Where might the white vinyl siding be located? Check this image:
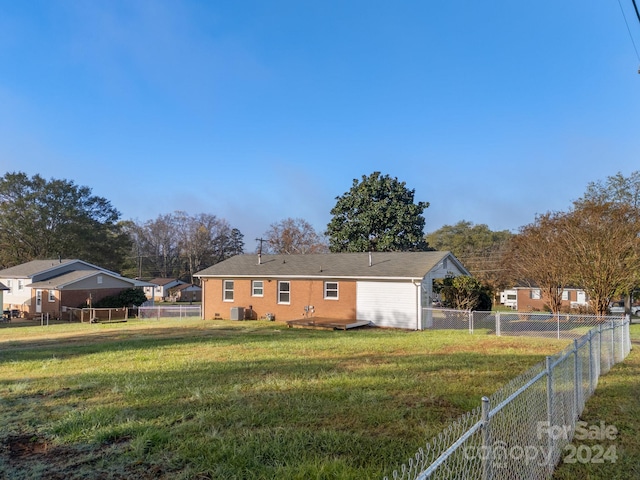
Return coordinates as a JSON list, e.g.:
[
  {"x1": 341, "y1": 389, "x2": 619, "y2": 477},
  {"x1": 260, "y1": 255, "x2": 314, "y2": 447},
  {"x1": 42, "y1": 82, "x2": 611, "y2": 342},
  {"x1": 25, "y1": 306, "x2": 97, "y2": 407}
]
[{"x1": 356, "y1": 281, "x2": 418, "y2": 329}]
